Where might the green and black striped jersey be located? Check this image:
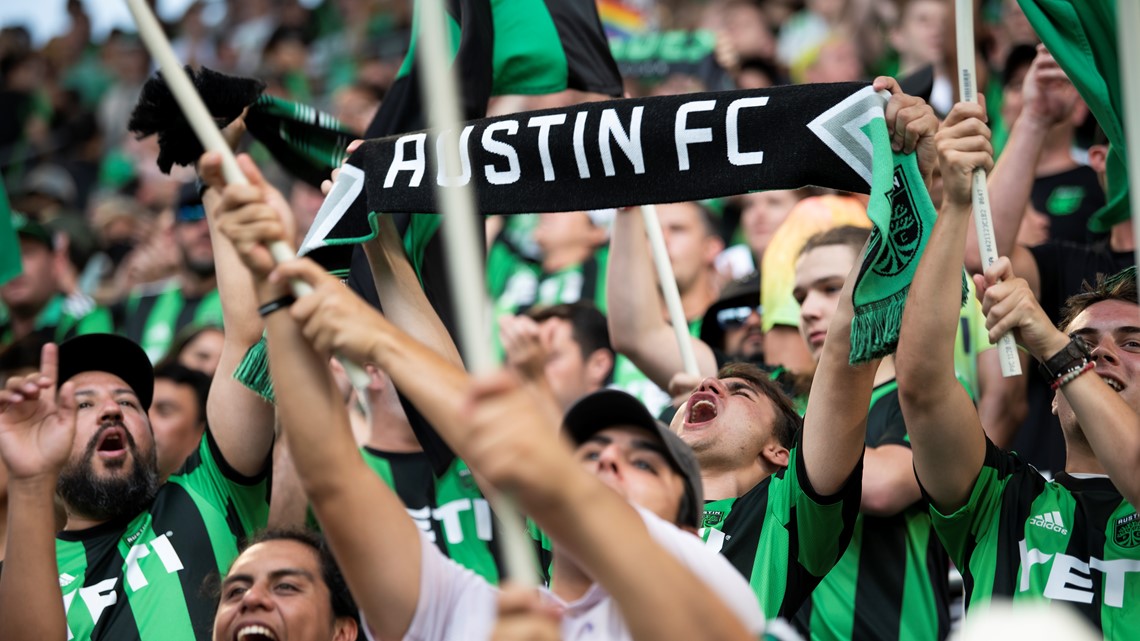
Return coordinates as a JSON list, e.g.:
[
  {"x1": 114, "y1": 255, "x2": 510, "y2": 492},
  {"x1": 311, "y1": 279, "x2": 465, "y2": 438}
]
[
  {"x1": 794, "y1": 381, "x2": 950, "y2": 641},
  {"x1": 699, "y1": 434, "x2": 862, "y2": 621},
  {"x1": 41, "y1": 431, "x2": 268, "y2": 641},
  {"x1": 116, "y1": 285, "x2": 223, "y2": 363},
  {"x1": 359, "y1": 447, "x2": 503, "y2": 584},
  {"x1": 931, "y1": 439, "x2": 1140, "y2": 639}
]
